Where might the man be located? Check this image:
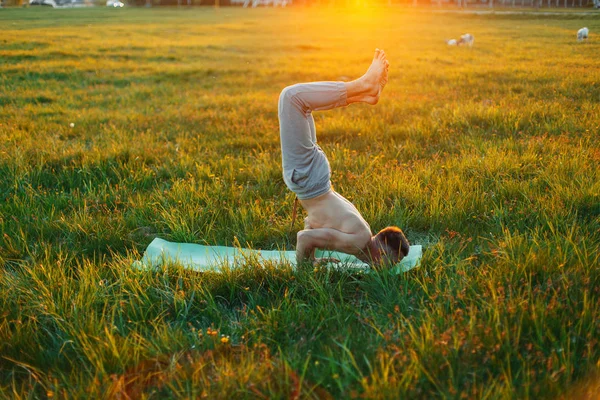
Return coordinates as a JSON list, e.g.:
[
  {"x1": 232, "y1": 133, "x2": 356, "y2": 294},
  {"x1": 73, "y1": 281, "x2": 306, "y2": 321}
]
[{"x1": 278, "y1": 49, "x2": 410, "y2": 267}]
